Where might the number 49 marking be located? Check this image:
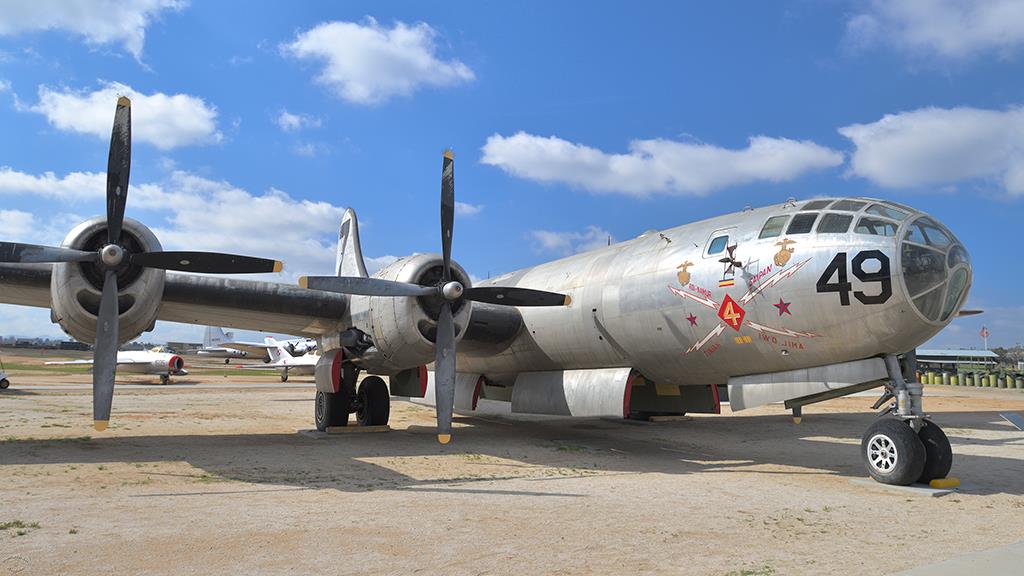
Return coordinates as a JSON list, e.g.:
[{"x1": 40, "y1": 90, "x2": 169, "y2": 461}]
[{"x1": 816, "y1": 250, "x2": 892, "y2": 306}]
